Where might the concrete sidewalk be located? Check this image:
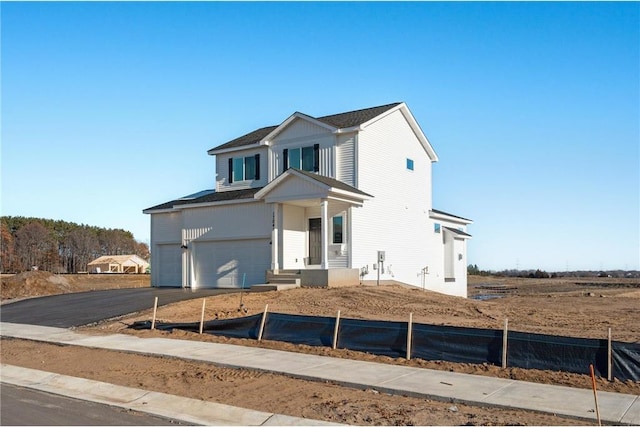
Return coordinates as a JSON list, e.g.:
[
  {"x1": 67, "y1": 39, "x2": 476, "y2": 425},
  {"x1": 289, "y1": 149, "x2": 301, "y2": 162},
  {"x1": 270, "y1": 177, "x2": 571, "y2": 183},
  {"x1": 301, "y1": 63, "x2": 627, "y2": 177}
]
[
  {"x1": 1, "y1": 322, "x2": 639, "y2": 425},
  {"x1": 0, "y1": 364, "x2": 339, "y2": 426}
]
